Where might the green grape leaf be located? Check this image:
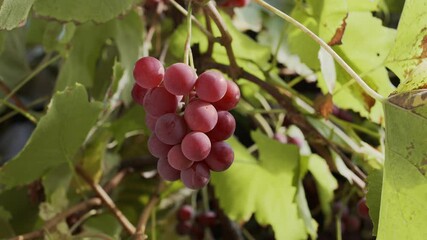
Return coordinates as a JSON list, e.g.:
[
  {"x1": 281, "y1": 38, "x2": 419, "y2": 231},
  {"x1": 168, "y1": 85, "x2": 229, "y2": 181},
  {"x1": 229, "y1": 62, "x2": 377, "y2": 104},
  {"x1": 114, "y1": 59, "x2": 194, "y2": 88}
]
[
  {"x1": 56, "y1": 11, "x2": 142, "y2": 92},
  {"x1": 0, "y1": 29, "x2": 30, "y2": 94},
  {"x1": 0, "y1": 206, "x2": 13, "y2": 238},
  {"x1": 308, "y1": 154, "x2": 338, "y2": 219},
  {"x1": 288, "y1": 1, "x2": 396, "y2": 122},
  {"x1": 109, "y1": 105, "x2": 147, "y2": 147},
  {"x1": 0, "y1": 0, "x2": 35, "y2": 30},
  {"x1": 211, "y1": 132, "x2": 307, "y2": 240},
  {"x1": 0, "y1": 188, "x2": 39, "y2": 234},
  {"x1": 386, "y1": 0, "x2": 427, "y2": 93},
  {"x1": 376, "y1": 97, "x2": 427, "y2": 239},
  {"x1": 0, "y1": 84, "x2": 102, "y2": 188},
  {"x1": 33, "y1": 0, "x2": 141, "y2": 24},
  {"x1": 366, "y1": 169, "x2": 383, "y2": 236}
]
